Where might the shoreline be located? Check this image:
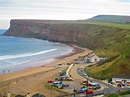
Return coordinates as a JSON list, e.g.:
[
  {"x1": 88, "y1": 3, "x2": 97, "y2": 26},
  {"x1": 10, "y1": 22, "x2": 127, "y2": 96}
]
[
  {"x1": 0, "y1": 44, "x2": 83, "y2": 74},
  {"x1": 0, "y1": 39, "x2": 73, "y2": 74},
  {"x1": 0, "y1": 44, "x2": 92, "y2": 96}
]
